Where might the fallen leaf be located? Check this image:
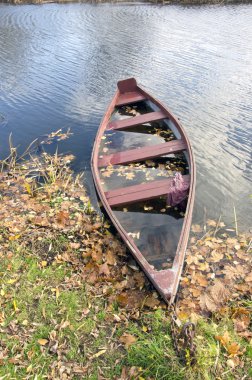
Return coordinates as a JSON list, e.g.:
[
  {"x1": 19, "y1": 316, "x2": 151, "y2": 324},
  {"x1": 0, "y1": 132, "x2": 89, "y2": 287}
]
[
  {"x1": 200, "y1": 281, "x2": 230, "y2": 312},
  {"x1": 191, "y1": 224, "x2": 202, "y2": 233},
  {"x1": 92, "y1": 349, "x2": 107, "y2": 358},
  {"x1": 92, "y1": 249, "x2": 103, "y2": 263},
  {"x1": 226, "y1": 359, "x2": 235, "y2": 368},
  {"x1": 227, "y1": 342, "x2": 241, "y2": 356},
  {"x1": 207, "y1": 219, "x2": 217, "y2": 227},
  {"x1": 125, "y1": 172, "x2": 135, "y2": 180},
  {"x1": 38, "y1": 338, "x2": 48, "y2": 346},
  {"x1": 215, "y1": 331, "x2": 230, "y2": 347},
  {"x1": 116, "y1": 291, "x2": 143, "y2": 309},
  {"x1": 209, "y1": 250, "x2": 224, "y2": 262},
  {"x1": 99, "y1": 263, "x2": 110, "y2": 276},
  {"x1": 56, "y1": 211, "x2": 69, "y2": 226},
  {"x1": 106, "y1": 250, "x2": 116, "y2": 266},
  {"x1": 144, "y1": 295, "x2": 160, "y2": 308},
  {"x1": 193, "y1": 273, "x2": 208, "y2": 287},
  {"x1": 13, "y1": 300, "x2": 18, "y2": 312},
  {"x1": 119, "y1": 333, "x2": 137, "y2": 348},
  {"x1": 59, "y1": 320, "x2": 70, "y2": 330}
]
